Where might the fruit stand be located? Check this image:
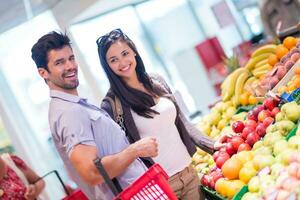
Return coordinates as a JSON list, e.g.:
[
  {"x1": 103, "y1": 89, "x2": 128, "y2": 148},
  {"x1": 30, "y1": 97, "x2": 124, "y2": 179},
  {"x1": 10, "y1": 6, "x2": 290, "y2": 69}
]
[{"x1": 193, "y1": 36, "x2": 300, "y2": 200}]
